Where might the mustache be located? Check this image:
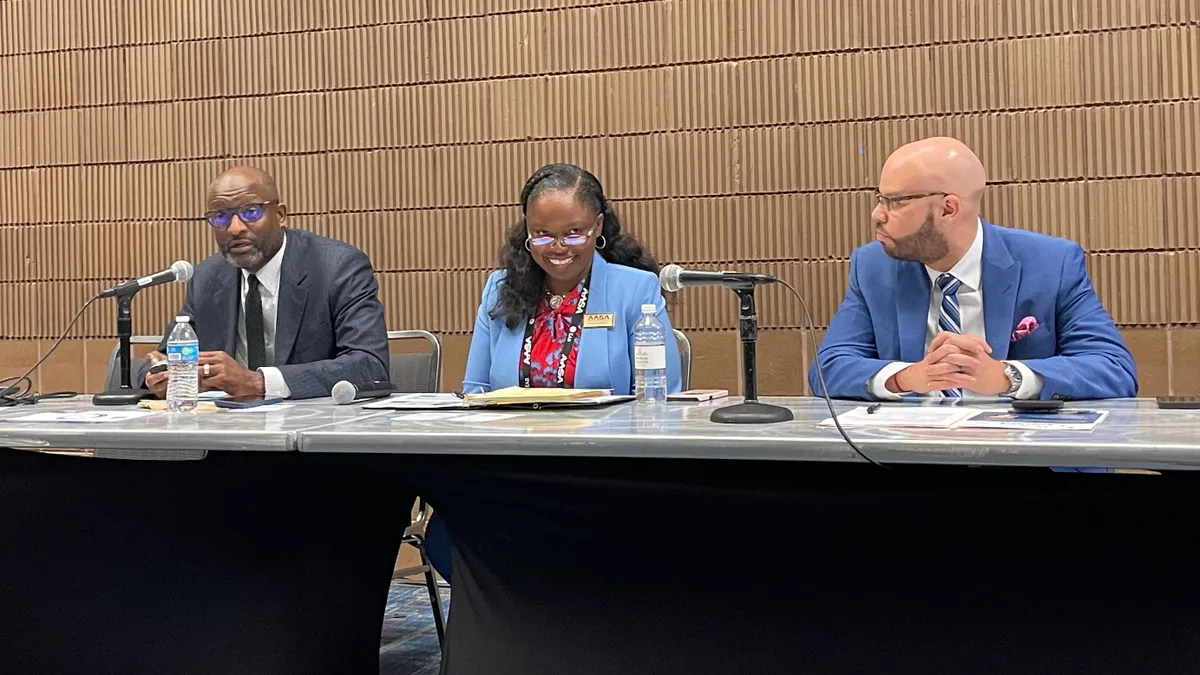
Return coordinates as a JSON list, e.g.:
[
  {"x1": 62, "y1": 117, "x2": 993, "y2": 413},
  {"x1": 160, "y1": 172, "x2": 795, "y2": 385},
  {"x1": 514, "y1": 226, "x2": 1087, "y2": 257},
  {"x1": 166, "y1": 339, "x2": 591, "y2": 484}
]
[{"x1": 223, "y1": 237, "x2": 256, "y2": 250}]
